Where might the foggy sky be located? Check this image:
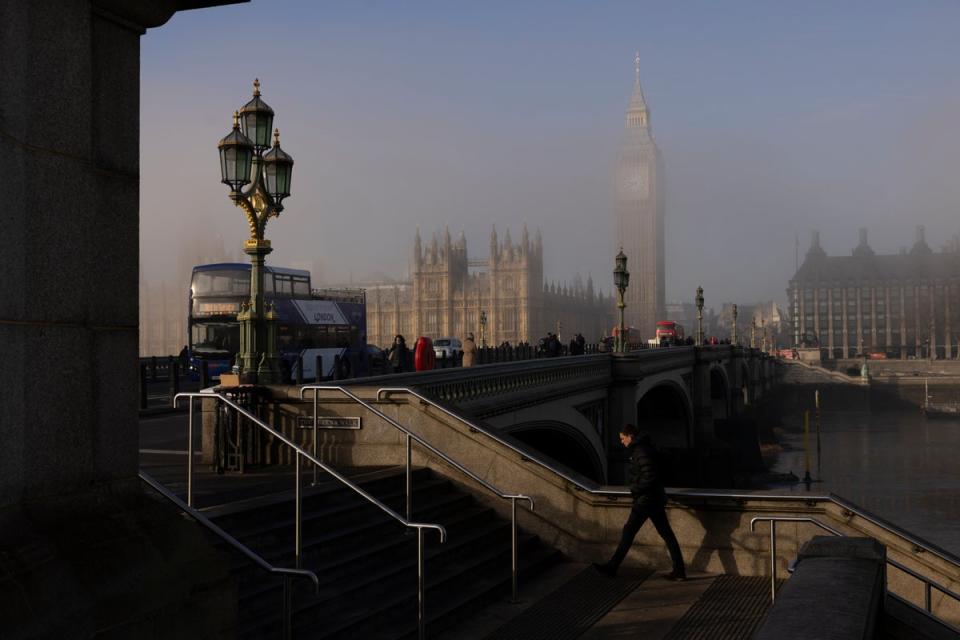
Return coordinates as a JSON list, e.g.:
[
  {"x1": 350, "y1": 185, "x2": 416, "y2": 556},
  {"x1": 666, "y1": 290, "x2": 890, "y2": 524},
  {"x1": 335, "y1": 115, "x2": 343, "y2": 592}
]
[{"x1": 140, "y1": 1, "x2": 960, "y2": 308}]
